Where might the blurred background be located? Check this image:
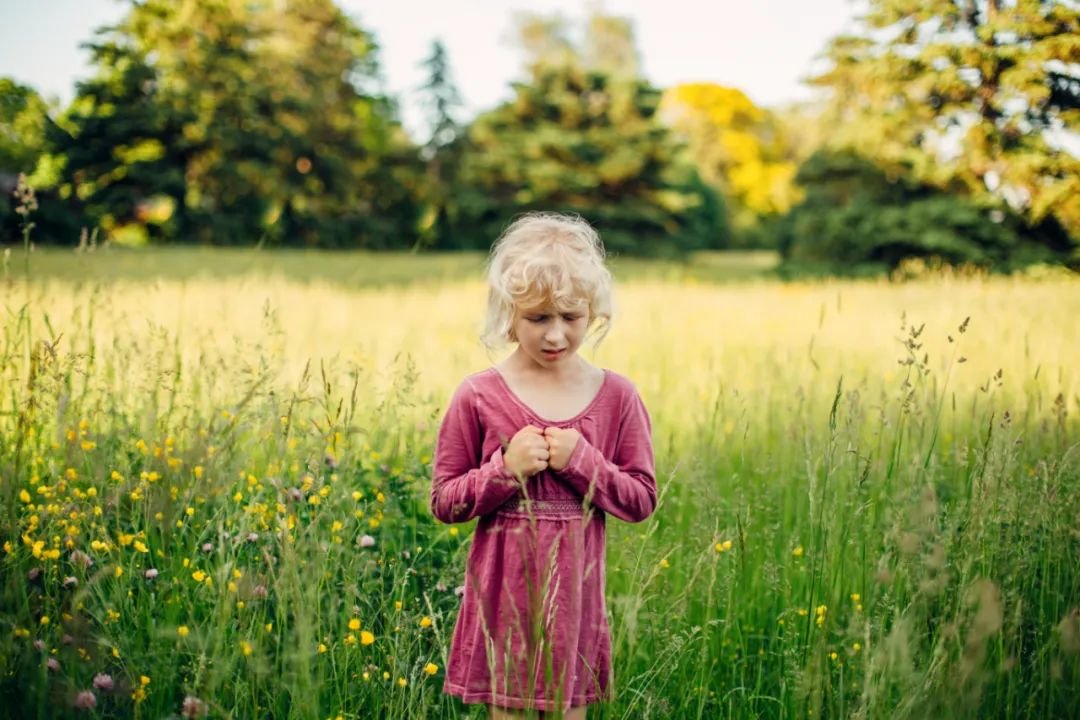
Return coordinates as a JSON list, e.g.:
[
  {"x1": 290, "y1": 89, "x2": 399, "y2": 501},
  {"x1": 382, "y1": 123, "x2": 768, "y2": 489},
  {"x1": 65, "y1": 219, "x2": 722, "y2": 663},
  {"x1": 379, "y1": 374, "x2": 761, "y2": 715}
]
[{"x1": 1, "y1": 0, "x2": 1077, "y2": 274}]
